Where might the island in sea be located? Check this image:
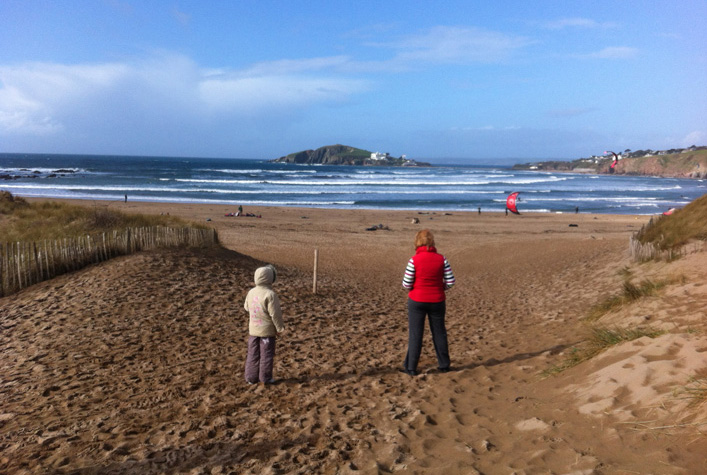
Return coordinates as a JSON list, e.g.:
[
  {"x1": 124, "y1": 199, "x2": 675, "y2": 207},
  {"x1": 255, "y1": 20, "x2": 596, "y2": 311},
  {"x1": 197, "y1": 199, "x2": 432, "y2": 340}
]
[
  {"x1": 272, "y1": 144, "x2": 430, "y2": 167},
  {"x1": 513, "y1": 145, "x2": 707, "y2": 179}
]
